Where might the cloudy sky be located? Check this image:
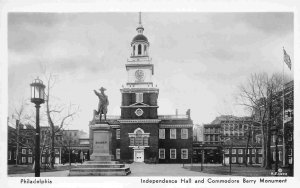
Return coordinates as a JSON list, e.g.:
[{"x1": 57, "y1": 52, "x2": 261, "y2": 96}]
[{"x1": 8, "y1": 12, "x2": 293, "y2": 133}]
